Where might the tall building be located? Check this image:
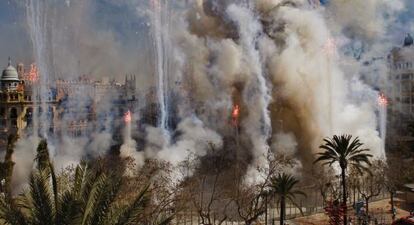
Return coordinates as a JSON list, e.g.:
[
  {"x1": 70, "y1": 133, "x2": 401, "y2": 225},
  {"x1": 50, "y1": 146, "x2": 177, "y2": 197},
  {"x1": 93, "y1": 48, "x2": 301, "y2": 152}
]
[{"x1": 387, "y1": 34, "x2": 414, "y2": 145}]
